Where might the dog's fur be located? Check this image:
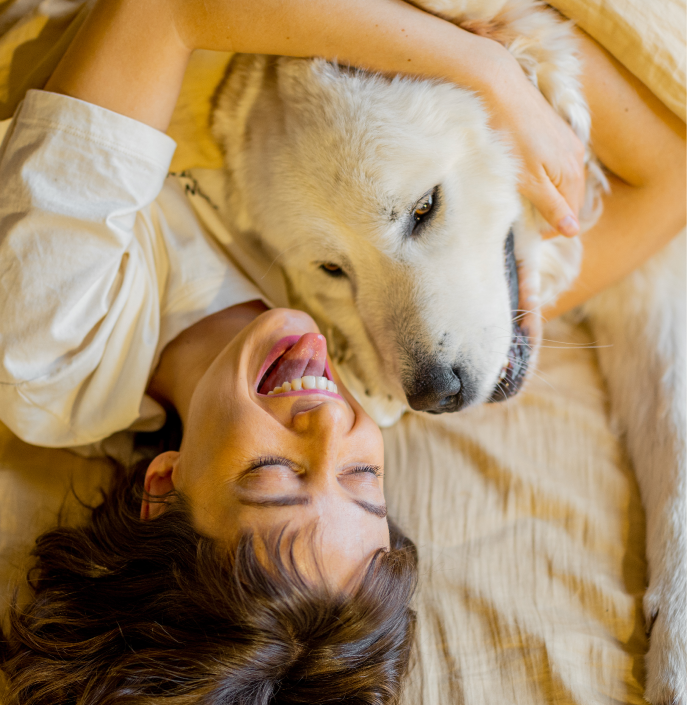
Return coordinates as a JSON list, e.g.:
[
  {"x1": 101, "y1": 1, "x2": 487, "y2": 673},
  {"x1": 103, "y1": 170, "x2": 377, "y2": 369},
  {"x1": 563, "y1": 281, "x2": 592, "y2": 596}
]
[{"x1": 211, "y1": 1, "x2": 686, "y2": 700}]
